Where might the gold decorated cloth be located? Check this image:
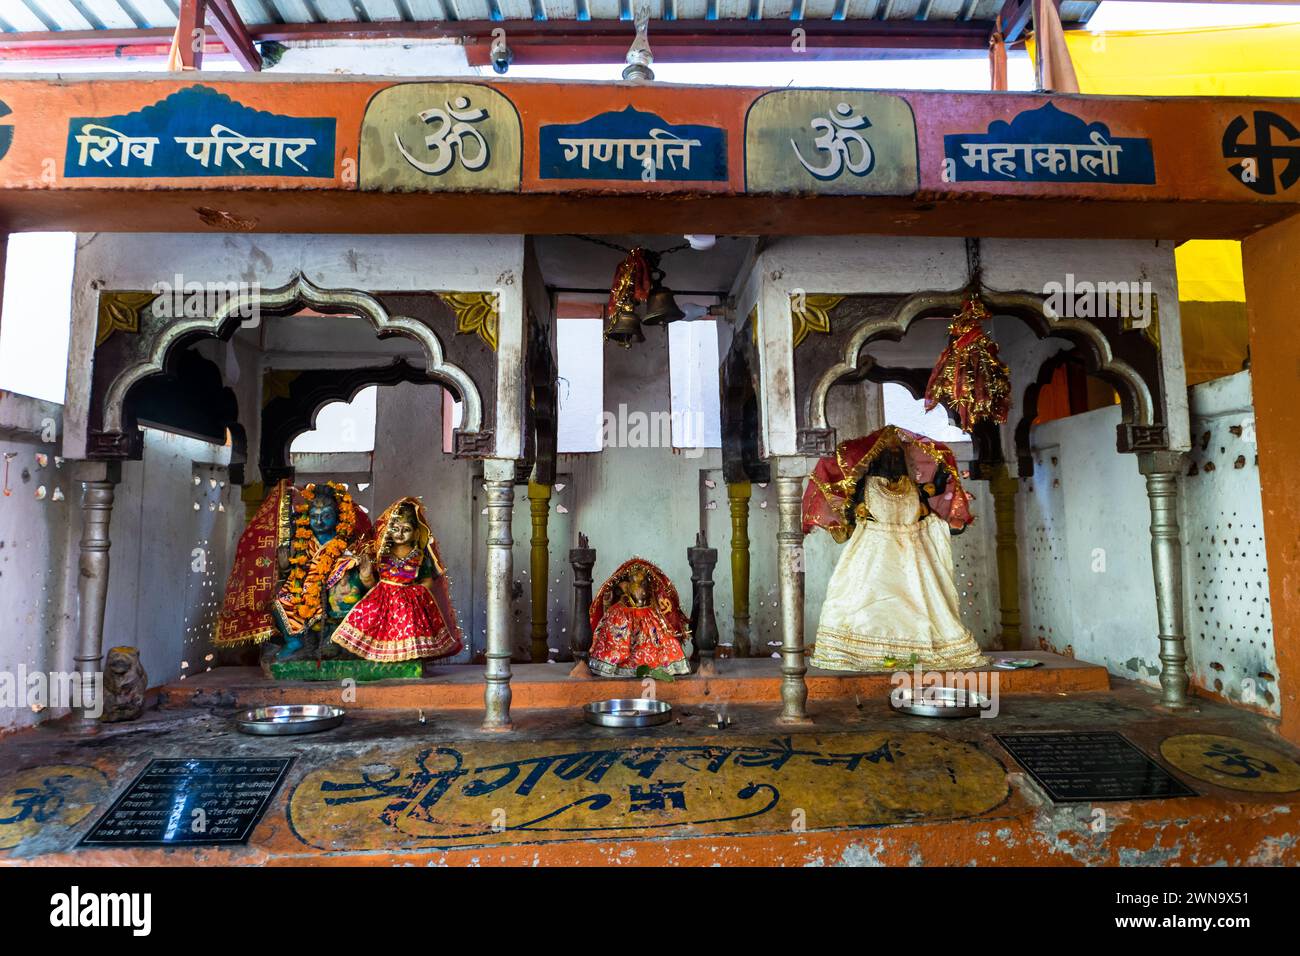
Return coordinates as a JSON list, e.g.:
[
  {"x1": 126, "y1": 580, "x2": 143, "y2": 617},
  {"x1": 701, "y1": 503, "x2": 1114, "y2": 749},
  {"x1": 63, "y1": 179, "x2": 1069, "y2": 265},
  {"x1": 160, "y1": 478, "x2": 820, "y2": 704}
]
[
  {"x1": 810, "y1": 476, "x2": 987, "y2": 671},
  {"x1": 801, "y1": 426, "x2": 971, "y2": 543},
  {"x1": 803, "y1": 427, "x2": 985, "y2": 672},
  {"x1": 923, "y1": 294, "x2": 1011, "y2": 433},
  {"x1": 213, "y1": 480, "x2": 291, "y2": 647}
]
